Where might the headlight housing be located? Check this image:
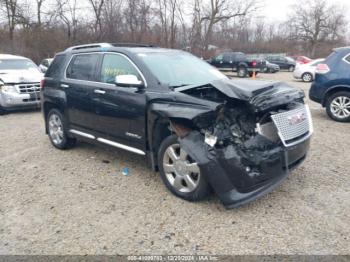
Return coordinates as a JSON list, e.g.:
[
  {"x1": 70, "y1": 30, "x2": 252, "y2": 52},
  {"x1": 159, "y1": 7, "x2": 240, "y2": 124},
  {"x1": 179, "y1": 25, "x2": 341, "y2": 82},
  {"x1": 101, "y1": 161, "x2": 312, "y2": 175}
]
[{"x1": 0, "y1": 84, "x2": 17, "y2": 93}]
